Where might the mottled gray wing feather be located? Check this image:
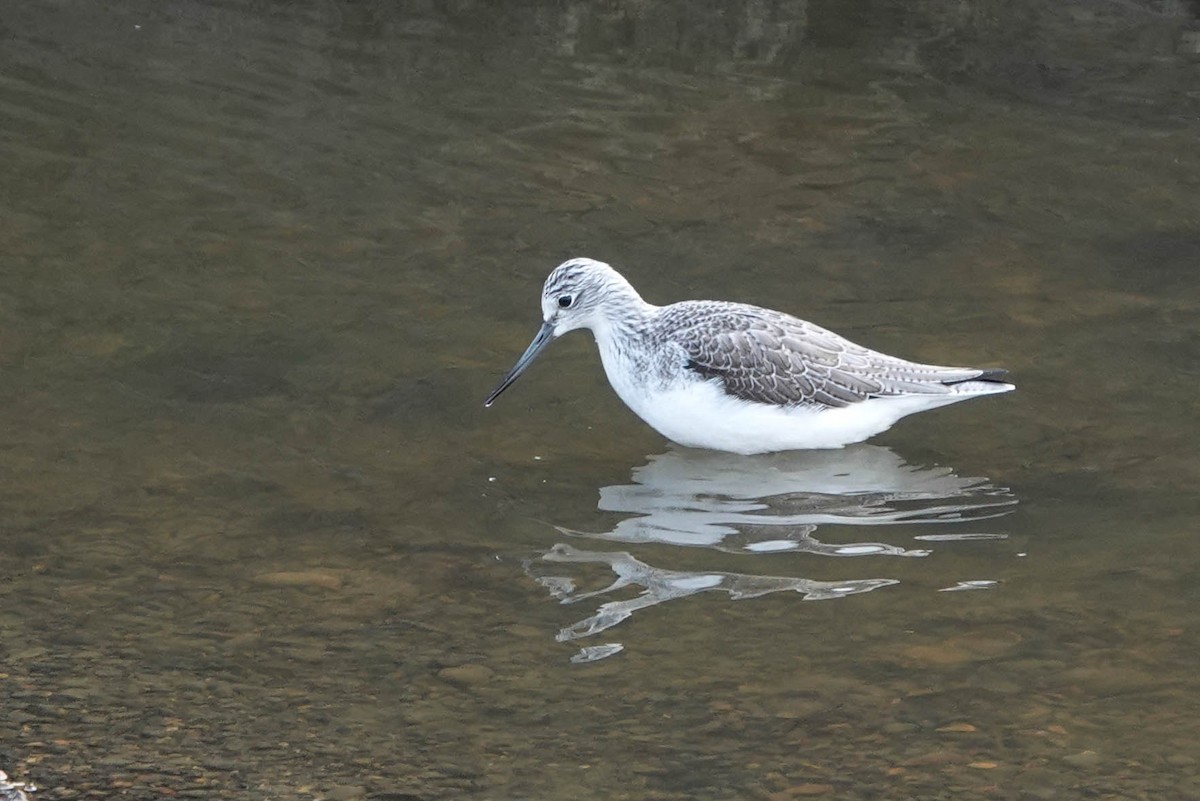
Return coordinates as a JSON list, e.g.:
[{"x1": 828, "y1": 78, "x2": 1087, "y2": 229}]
[{"x1": 663, "y1": 302, "x2": 996, "y2": 408}]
